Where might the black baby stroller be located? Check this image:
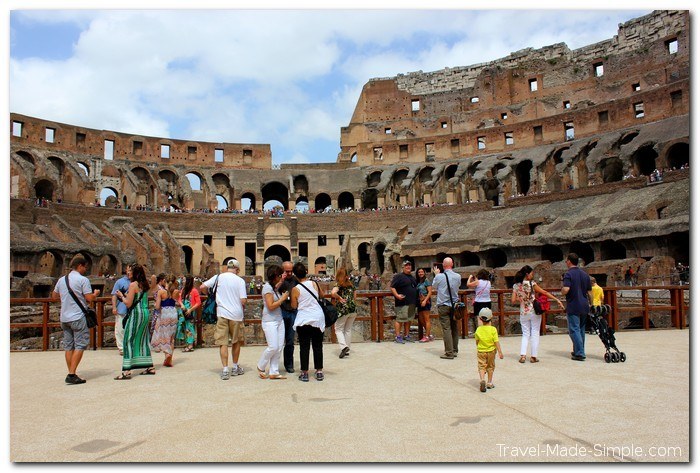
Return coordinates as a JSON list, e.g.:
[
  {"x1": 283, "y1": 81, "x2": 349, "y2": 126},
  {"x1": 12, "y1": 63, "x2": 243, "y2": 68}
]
[{"x1": 588, "y1": 304, "x2": 627, "y2": 363}]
